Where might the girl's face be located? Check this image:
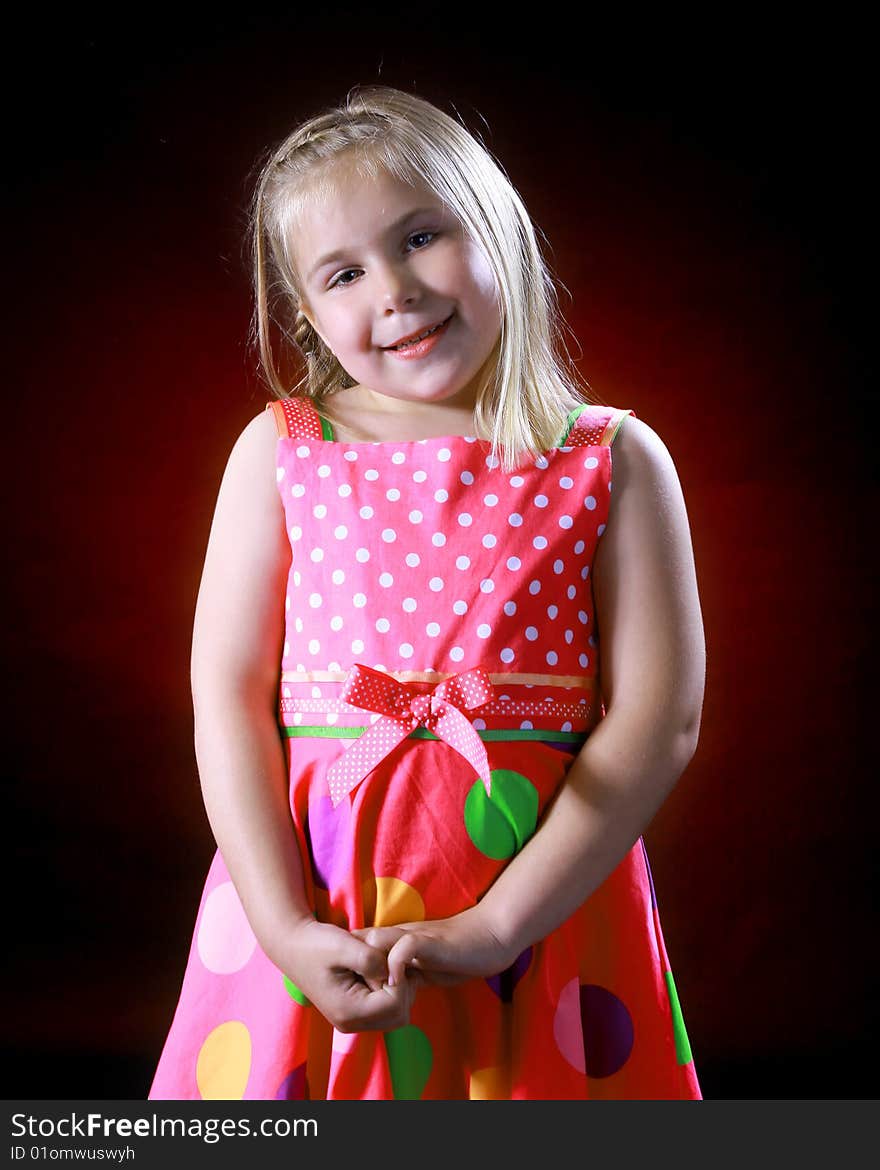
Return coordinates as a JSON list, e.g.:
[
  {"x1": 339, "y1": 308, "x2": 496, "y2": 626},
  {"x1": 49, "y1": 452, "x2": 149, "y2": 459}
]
[{"x1": 293, "y1": 165, "x2": 502, "y2": 413}]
